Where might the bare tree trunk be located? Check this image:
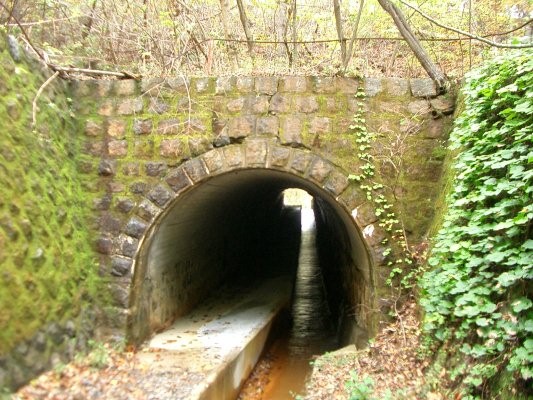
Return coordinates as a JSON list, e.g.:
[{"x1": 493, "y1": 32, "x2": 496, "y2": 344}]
[
  {"x1": 275, "y1": 0, "x2": 289, "y2": 55},
  {"x1": 219, "y1": 0, "x2": 238, "y2": 68},
  {"x1": 292, "y1": 0, "x2": 297, "y2": 70},
  {"x1": 376, "y1": 0, "x2": 447, "y2": 91},
  {"x1": 343, "y1": 0, "x2": 364, "y2": 72},
  {"x1": 236, "y1": 0, "x2": 253, "y2": 54},
  {"x1": 332, "y1": 0, "x2": 346, "y2": 64}
]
